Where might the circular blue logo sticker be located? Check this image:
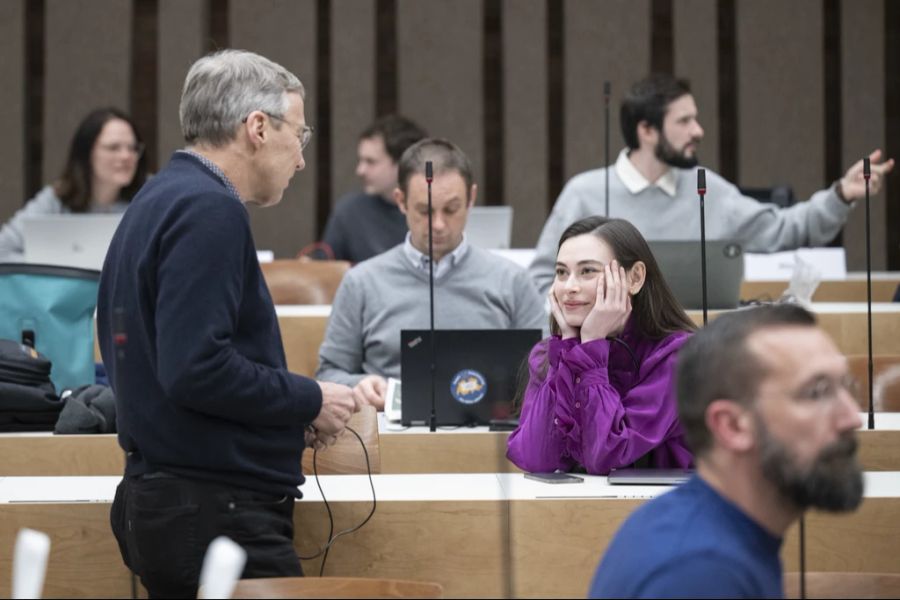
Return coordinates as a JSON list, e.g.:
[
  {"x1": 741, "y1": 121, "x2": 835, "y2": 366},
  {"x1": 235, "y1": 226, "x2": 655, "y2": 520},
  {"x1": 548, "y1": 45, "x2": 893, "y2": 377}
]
[{"x1": 450, "y1": 369, "x2": 487, "y2": 405}]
